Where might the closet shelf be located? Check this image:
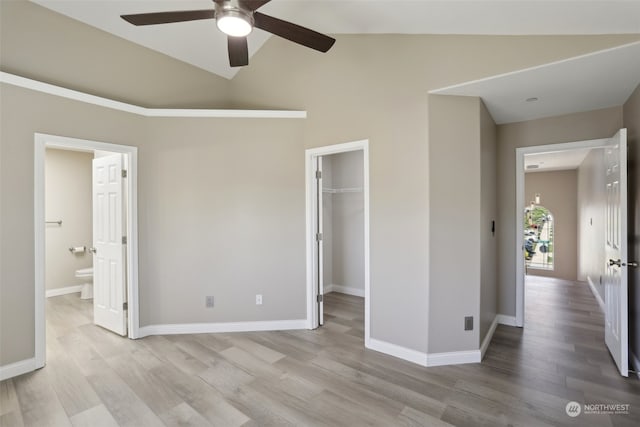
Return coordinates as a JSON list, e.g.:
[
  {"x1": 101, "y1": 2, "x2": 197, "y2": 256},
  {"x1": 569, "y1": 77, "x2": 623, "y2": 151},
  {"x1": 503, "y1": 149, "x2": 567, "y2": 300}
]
[{"x1": 322, "y1": 187, "x2": 363, "y2": 194}]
